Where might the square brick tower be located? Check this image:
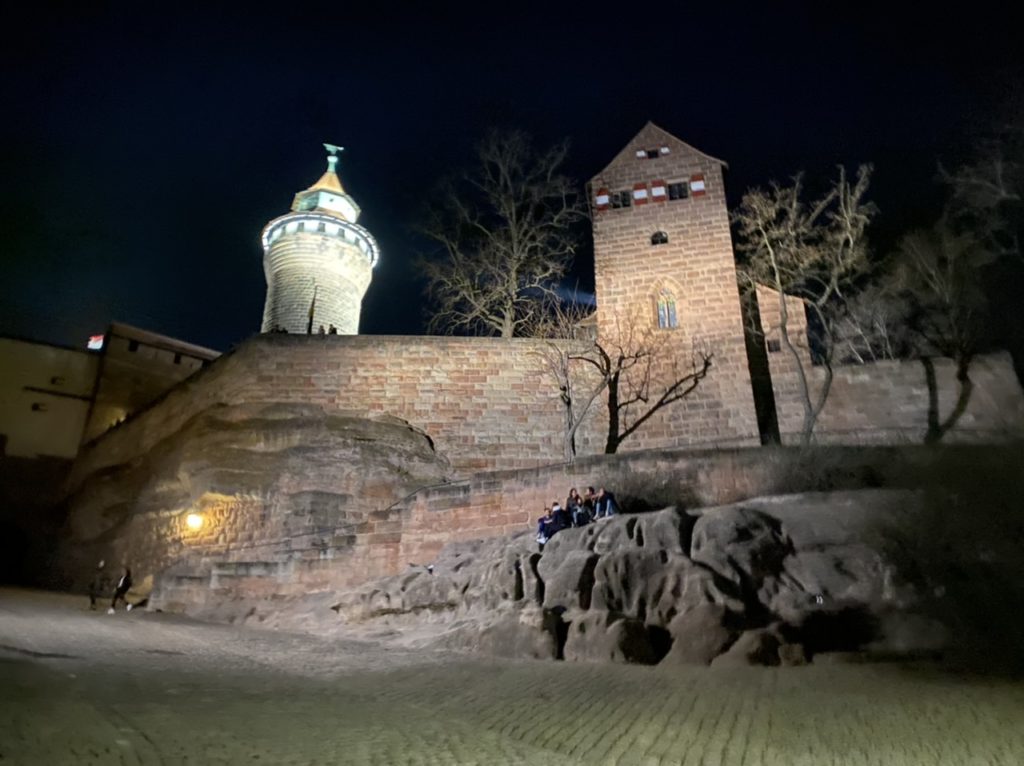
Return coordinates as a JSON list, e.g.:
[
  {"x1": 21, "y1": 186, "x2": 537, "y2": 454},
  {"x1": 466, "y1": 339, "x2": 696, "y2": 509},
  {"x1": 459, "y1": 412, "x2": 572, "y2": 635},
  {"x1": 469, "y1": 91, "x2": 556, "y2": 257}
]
[{"x1": 590, "y1": 122, "x2": 760, "y2": 449}]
